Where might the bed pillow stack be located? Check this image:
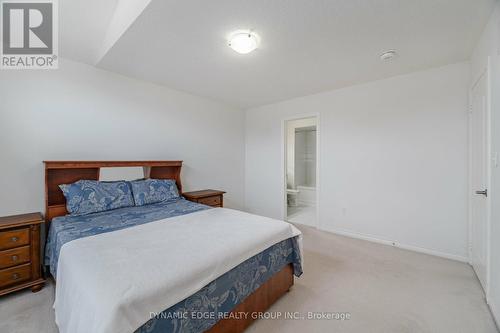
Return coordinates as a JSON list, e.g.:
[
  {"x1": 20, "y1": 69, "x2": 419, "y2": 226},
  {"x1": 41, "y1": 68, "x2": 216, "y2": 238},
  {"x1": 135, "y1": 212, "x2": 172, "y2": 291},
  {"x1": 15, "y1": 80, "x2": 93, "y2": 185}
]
[{"x1": 59, "y1": 179, "x2": 181, "y2": 216}]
